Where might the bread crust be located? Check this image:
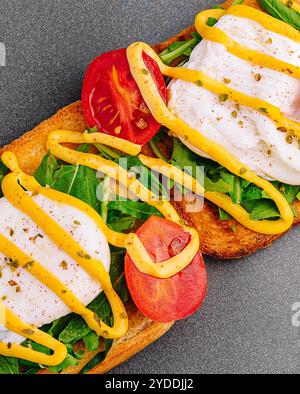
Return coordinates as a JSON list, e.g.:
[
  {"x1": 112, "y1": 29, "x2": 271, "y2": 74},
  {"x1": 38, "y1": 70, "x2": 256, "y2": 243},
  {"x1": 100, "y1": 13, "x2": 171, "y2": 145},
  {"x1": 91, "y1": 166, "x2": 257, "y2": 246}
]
[{"x1": 0, "y1": 0, "x2": 298, "y2": 374}]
